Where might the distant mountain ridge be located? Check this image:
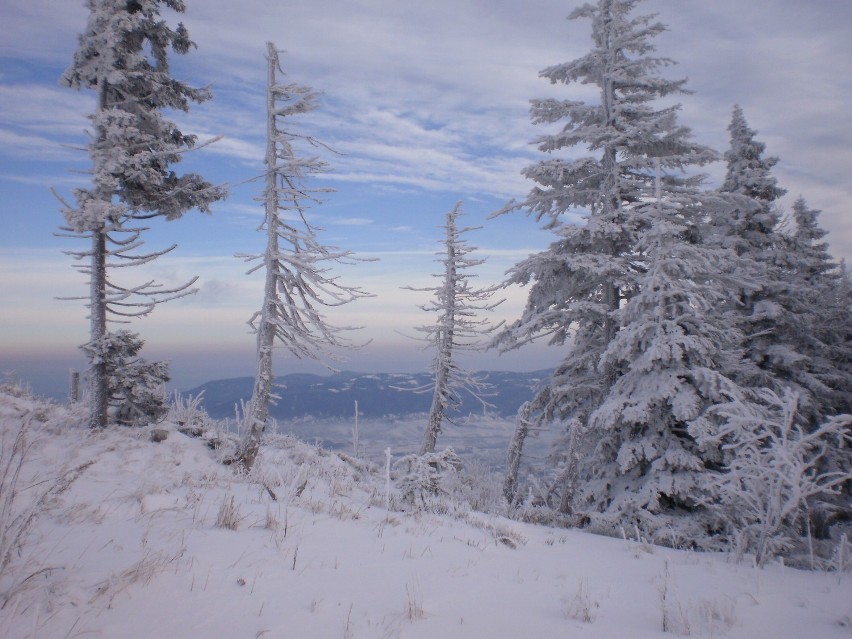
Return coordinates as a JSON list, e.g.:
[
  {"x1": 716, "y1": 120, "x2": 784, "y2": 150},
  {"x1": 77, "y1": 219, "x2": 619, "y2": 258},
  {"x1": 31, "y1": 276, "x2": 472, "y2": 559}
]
[{"x1": 185, "y1": 370, "x2": 551, "y2": 420}]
